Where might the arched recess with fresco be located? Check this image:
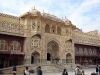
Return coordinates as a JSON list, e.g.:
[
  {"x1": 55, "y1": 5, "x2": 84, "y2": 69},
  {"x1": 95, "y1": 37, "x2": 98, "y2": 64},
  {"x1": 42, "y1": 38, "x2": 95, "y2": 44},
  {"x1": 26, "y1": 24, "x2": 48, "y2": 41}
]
[{"x1": 47, "y1": 40, "x2": 59, "y2": 63}]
